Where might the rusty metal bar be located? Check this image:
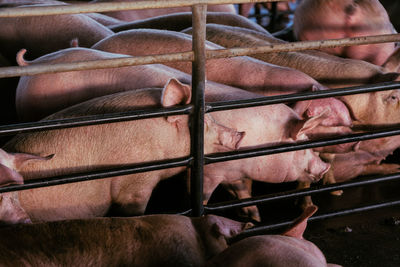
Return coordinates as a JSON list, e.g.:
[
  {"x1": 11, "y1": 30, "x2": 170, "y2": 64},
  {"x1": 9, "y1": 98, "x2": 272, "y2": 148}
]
[
  {"x1": 0, "y1": 0, "x2": 285, "y2": 17},
  {"x1": 190, "y1": 4, "x2": 207, "y2": 217},
  {"x1": 1, "y1": 33, "x2": 399, "y2": 79}
]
